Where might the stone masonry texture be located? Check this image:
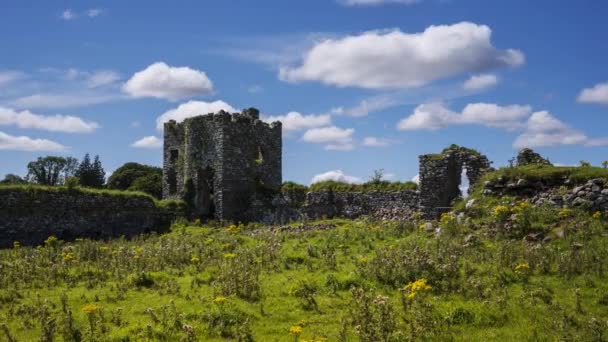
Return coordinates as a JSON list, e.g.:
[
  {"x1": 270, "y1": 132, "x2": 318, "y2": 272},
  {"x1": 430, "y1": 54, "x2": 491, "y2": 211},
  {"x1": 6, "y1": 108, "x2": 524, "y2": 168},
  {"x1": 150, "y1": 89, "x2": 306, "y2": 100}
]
[
  {"x1": 163, "y1": 108, "x2": 282, "y2": 222},
  {"x1": 0, "y1": 188, "x2": 173, "y2": 247}
]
